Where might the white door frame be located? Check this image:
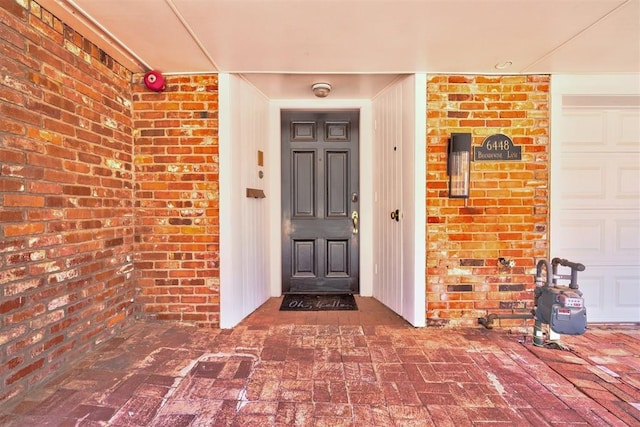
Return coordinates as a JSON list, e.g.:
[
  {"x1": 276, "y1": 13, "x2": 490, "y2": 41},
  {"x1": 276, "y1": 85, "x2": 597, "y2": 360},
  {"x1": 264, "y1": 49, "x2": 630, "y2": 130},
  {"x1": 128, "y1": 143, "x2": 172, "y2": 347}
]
[{"x1": 267, "y1": 100, "x2": 374, "y2": 297}]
